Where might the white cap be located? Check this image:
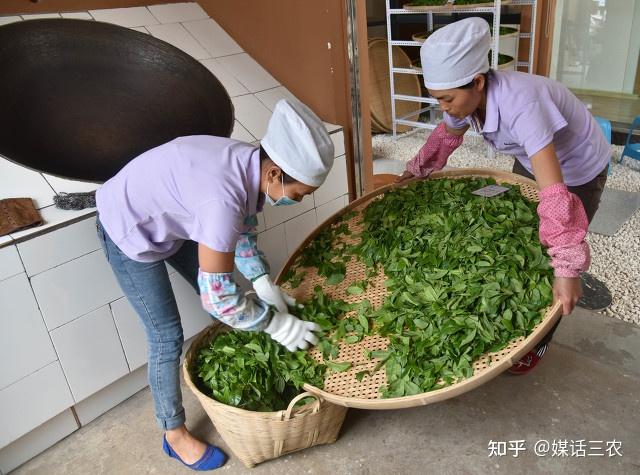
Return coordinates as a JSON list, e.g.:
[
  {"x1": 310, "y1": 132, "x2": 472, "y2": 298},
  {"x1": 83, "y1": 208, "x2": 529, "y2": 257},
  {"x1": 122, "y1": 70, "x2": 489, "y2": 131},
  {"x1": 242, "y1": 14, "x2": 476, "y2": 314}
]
[
  {"x1": 261, "y1": 98, "x2": 334, "y2": 187},
  {"x1": 421, "y1": 17, "x2": 491, "y2": 90}
]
